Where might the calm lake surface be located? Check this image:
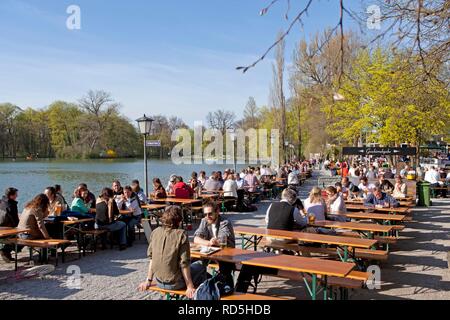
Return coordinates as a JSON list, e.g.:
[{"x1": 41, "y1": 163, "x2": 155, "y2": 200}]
[{"x1": 0, "y1": 159, "x2": 246, "y2": 211}]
